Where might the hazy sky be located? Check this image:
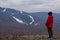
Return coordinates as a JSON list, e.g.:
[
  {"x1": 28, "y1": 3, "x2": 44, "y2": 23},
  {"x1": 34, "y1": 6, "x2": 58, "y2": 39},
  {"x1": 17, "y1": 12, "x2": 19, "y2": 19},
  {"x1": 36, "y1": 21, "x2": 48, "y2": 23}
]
[{"x1": 0, "y1": 0, "x2": 60, "y2": 13}]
